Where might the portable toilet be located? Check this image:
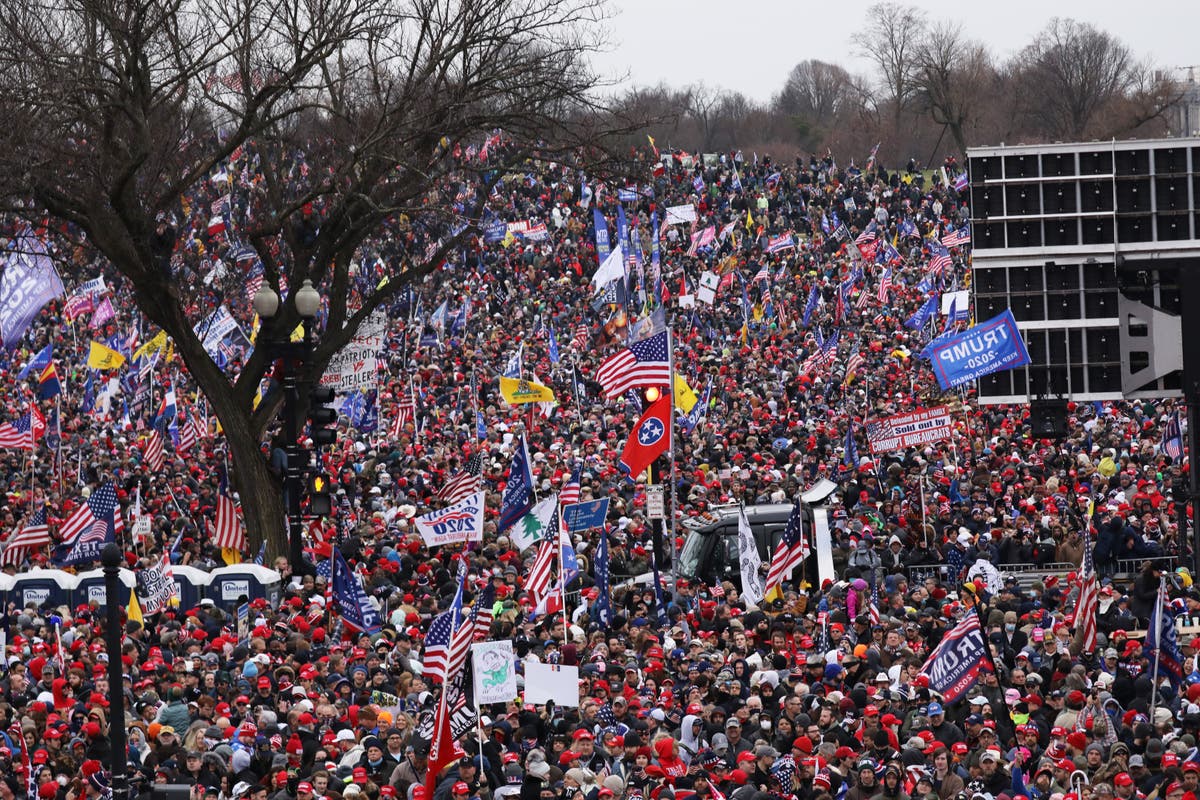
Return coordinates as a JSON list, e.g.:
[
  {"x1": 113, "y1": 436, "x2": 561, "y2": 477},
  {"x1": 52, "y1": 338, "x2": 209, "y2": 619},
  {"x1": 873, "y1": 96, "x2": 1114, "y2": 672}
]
[
  {"x1": 0, "y1": 573, "x2": 14, "y2": 609},
  {"x1": 207, "y1": 564, "x2": 282, "y2": 612},
  {"x1": 169, "y1": 565, "x2": 213, "y2": 612},
  {"x1": 11, "y1": 569, "x2": 78, "y2": 612},
  {"x1": 74, "y1": 567, "x2": 137, "y2": 611}
]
